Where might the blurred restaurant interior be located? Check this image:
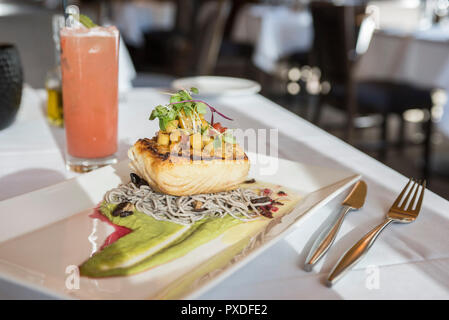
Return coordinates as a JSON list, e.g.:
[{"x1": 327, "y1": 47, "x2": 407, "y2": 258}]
[{"x1": 1, "y1": 0, "x2": 449, "y2": 199}]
